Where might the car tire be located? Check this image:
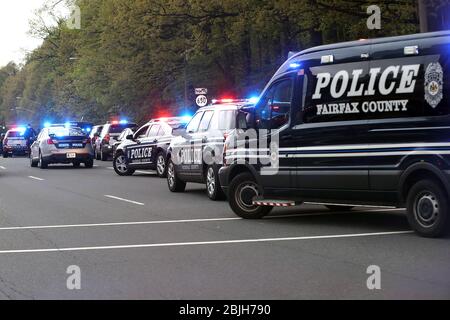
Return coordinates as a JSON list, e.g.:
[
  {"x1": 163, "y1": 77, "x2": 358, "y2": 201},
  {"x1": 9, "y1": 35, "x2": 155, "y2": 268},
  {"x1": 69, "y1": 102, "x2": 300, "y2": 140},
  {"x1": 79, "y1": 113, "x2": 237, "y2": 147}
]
[
  {"x1": 100, "y1": 148, "x2": 108, "y2": 161},
  {"x1": 84, "y1": 159, "x2": 94, "y2": 168},
  {"x1": 30, "y1": 155, "x2": 38, "y2": 167},
  {"x1": 113, "y1": 153, "x2": 134, "y2": 176},
  {"x1": 205, "y1": 165, "x2": 226, "y2": 201},
  {"x1": 167, "y1": 158, "x2": 186, "y2": 192},
  {"x1": 325, "y1": 205, "x2": 354, "y2": 212},
  {"x1": 73, "y1": 161, "x2": 81, "y2": 168},
  {"x1": 229, "y1": 172, "x2": 273, "y2": 219},
  {"x1": 406, "y1": 179, "x2": 450, "y2": 238},
  {"x1": 39, "y1": 152, "x2": 48, "y2": 169},
  {"x1": 156, "y1": 152, "x2": 168, "y2": 178}
]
